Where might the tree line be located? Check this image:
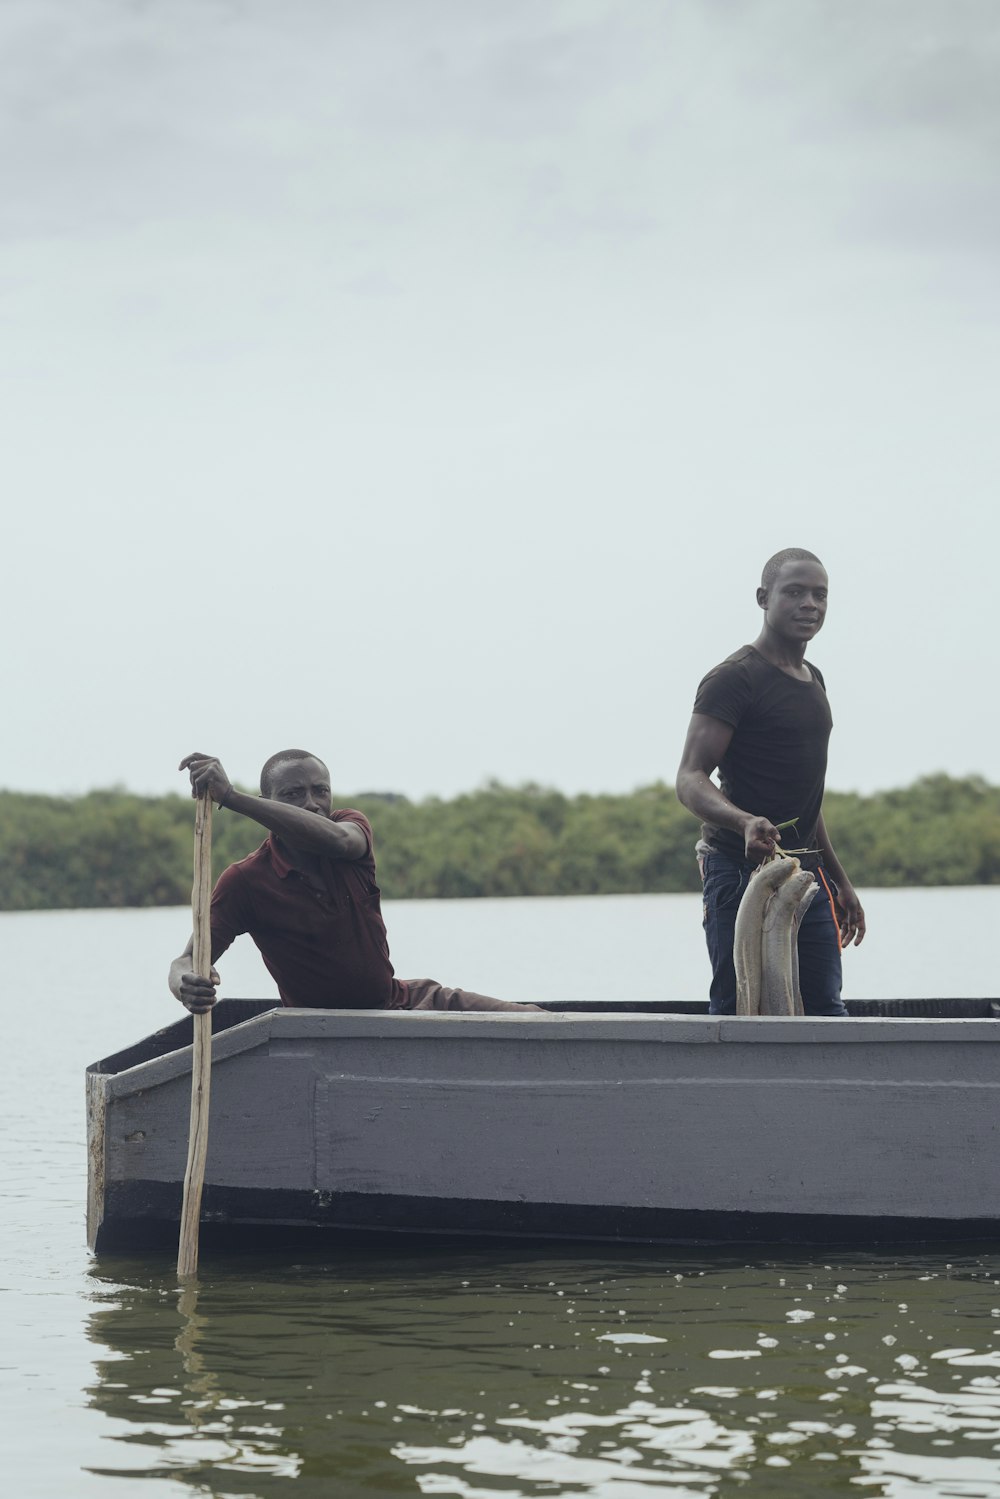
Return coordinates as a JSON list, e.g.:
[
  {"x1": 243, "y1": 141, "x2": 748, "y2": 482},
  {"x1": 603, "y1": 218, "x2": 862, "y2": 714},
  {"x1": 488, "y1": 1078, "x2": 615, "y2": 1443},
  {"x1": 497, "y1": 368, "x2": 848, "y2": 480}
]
[{"x1": 0, "y1": 774, "x2": 997, "y2": 911}]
